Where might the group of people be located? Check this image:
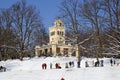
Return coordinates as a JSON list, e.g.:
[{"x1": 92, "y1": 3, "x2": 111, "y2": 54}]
[
  {"x1": 85, "y1": 58, "x2": 118, "y2": 68},
  {"x1": 85, "y1": 58, "x2": 104, "y2": 68},
  {"x1": 0, "y1": 66, "x2": 6, "y2": 72},
  {"x1": 42, "y1": 58, "x2": 119, "y2": 69},
  {"x1": 42, "y1": 62, "x2": 61, "y2": 69},
  {"x1": 110, "y1": 58, "x2": 116, "y2": 66},
  {"x1": 42, "y1": 61, "x2": 75, "y2": 70},
  {"x1": 65, "y1": 61, "x2": 74, "y2": 68},
  {"x1": 94, "y1": 58, "x2": 104, "y2": 67}
]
